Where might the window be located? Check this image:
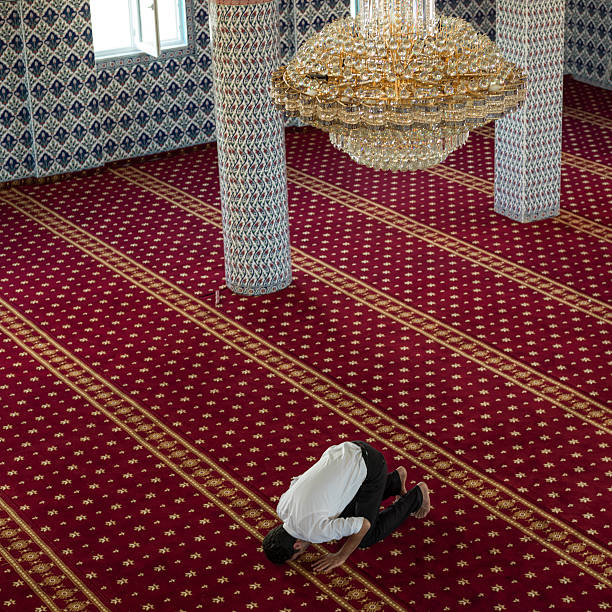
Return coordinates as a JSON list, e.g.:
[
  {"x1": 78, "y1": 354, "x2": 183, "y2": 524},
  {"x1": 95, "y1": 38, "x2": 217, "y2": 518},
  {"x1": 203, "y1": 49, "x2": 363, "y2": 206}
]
[{"x1": 90, "y1": 0, "x2": 188, "y2": 61}]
